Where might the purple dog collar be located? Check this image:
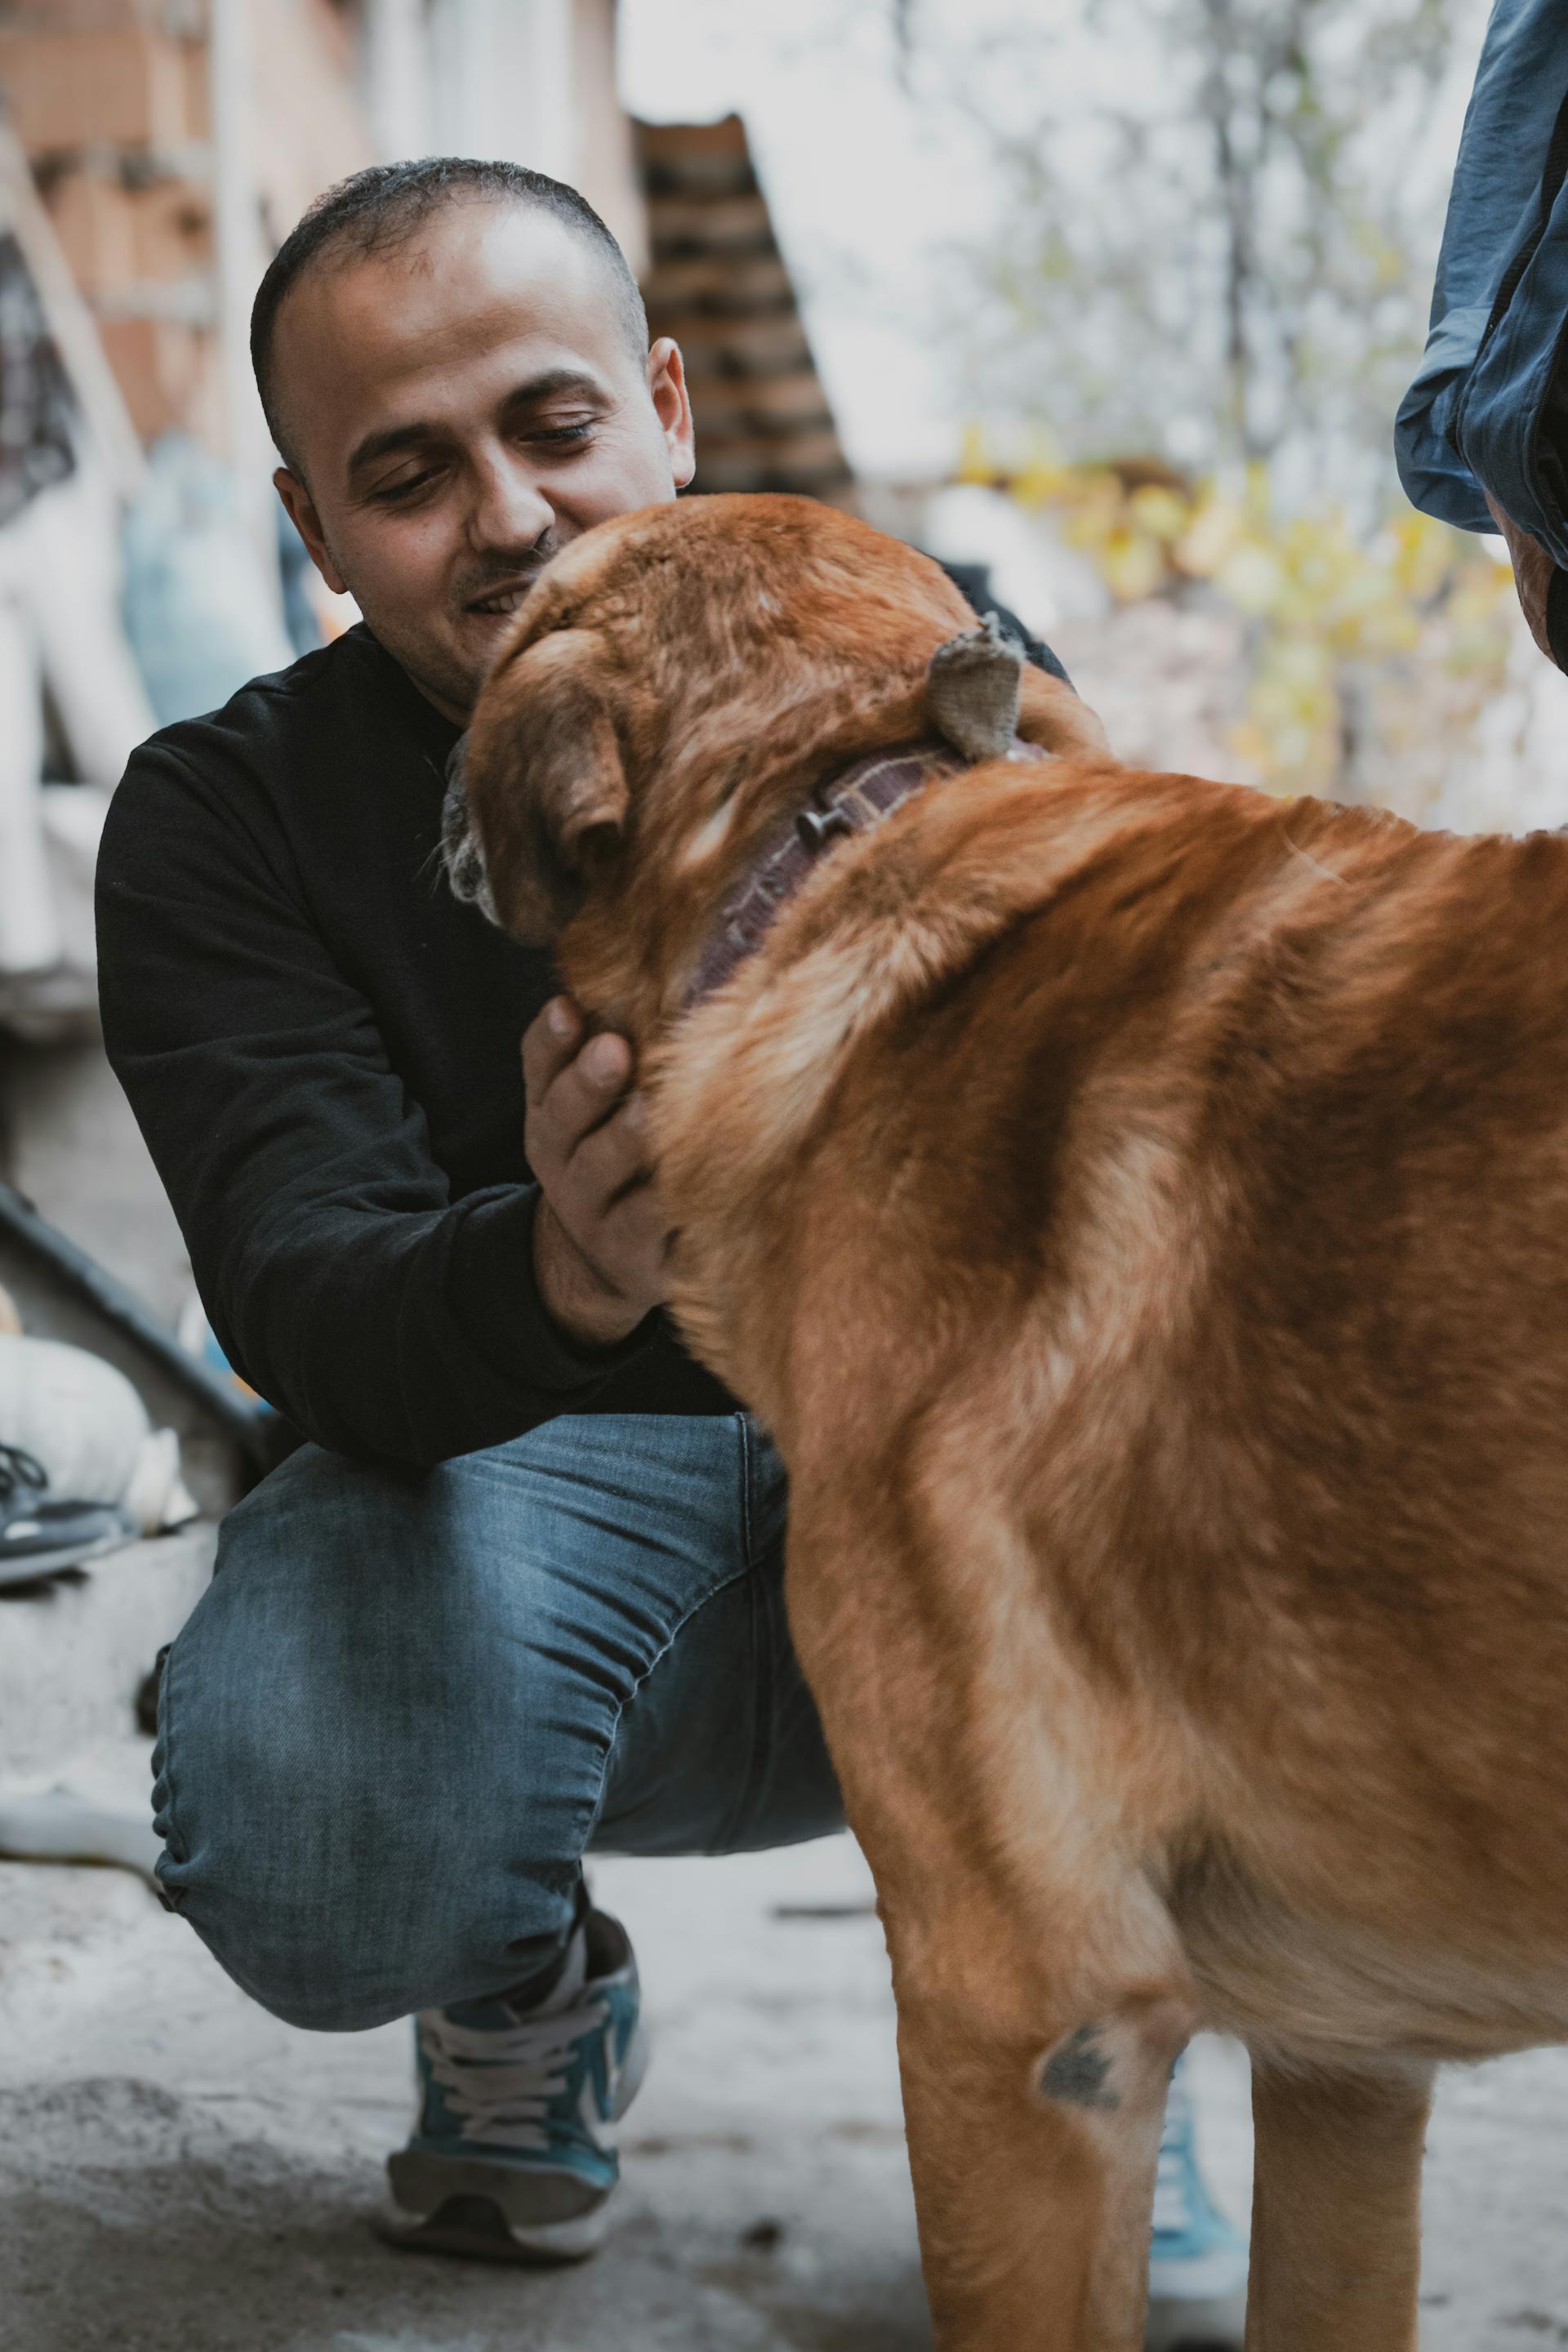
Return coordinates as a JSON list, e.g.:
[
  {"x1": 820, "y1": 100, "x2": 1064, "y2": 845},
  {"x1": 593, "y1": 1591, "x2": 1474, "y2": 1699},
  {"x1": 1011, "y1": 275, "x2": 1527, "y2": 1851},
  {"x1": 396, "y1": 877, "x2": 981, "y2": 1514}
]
[{"x1": 687, "y1": 734, "x2": 1049, "y2": 1009}]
